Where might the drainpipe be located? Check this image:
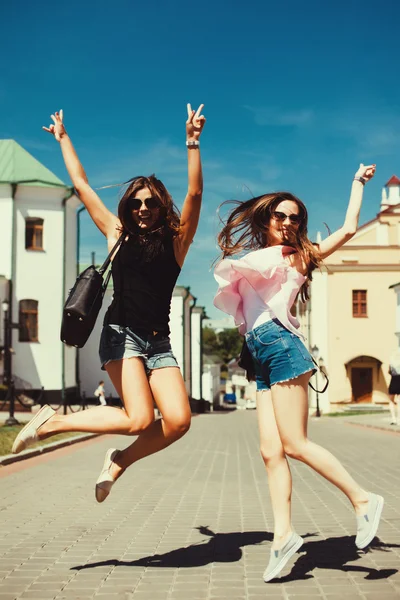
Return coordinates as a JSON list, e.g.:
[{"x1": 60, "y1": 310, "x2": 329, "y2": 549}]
[
  {"x1": 8, "y1": 184, "x2": 18, "y2": 371},
  {"x1": 62, "y1": 188, "x2": 75, "y2": 414},
  {"x1": 75, "y1": 205, "x2": 86, "y2": 403},
  {"x1": 189, "y1": 295, "x2": 197, "y2": 400}
]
